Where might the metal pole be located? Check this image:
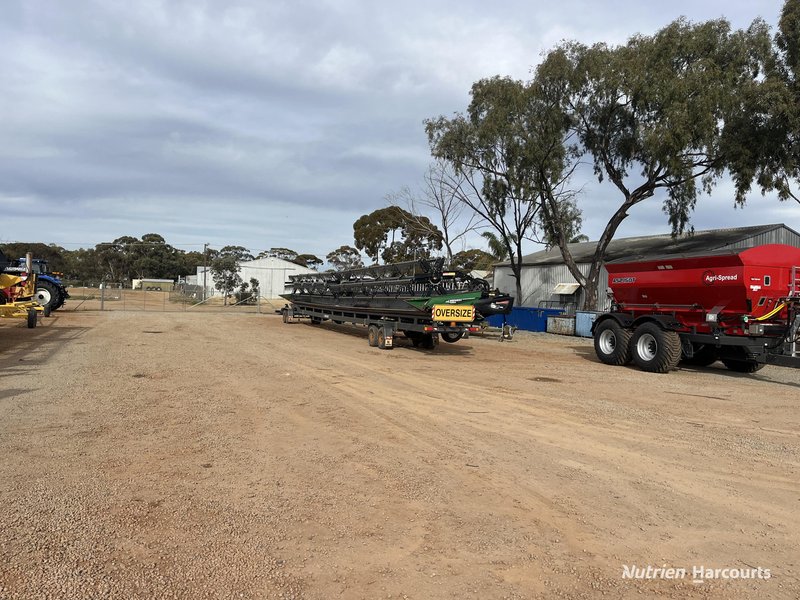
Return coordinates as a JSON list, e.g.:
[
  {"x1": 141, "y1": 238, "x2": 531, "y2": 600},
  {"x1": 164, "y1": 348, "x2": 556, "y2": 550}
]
[
  {"x1": 203, "y1": 243, "x2": 209, "y2": 302},
  {"x1": 257, "y1": 293, "x2": 261, "y2": 314},
  {"x1": 100, "y1": 283, "x2": 105, "y2": 311}
]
